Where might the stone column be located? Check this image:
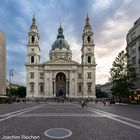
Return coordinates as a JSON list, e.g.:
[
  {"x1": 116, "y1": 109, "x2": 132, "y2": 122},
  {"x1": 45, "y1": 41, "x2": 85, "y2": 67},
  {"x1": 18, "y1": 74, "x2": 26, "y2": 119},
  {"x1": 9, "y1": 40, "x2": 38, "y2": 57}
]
[
  {"x1": 54, "y1": 80, "x2": 56, "y2": 97},
  {"x1": 66, "y1": 80, "x2": 69, "y2": 97},
  {"x1": 66, "y1": 80, "x2": 67, "y2": 97},
  {"x1": 68, "y1": 81, "x2": 69, "y2": 97},
  {"x1": 52, "y1": 81, "x2": 54, "y2": 96}
]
